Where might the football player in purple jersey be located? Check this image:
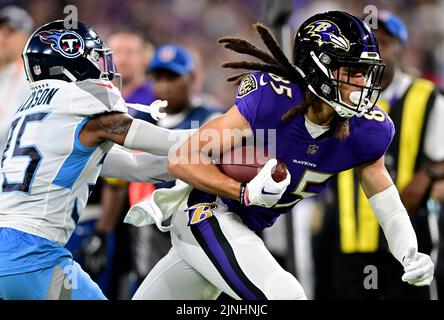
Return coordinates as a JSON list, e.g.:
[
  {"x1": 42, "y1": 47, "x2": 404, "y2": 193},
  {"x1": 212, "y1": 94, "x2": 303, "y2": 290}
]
[{"x1": 133, "y1": 11, "x2": 434, "y2": 300}]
